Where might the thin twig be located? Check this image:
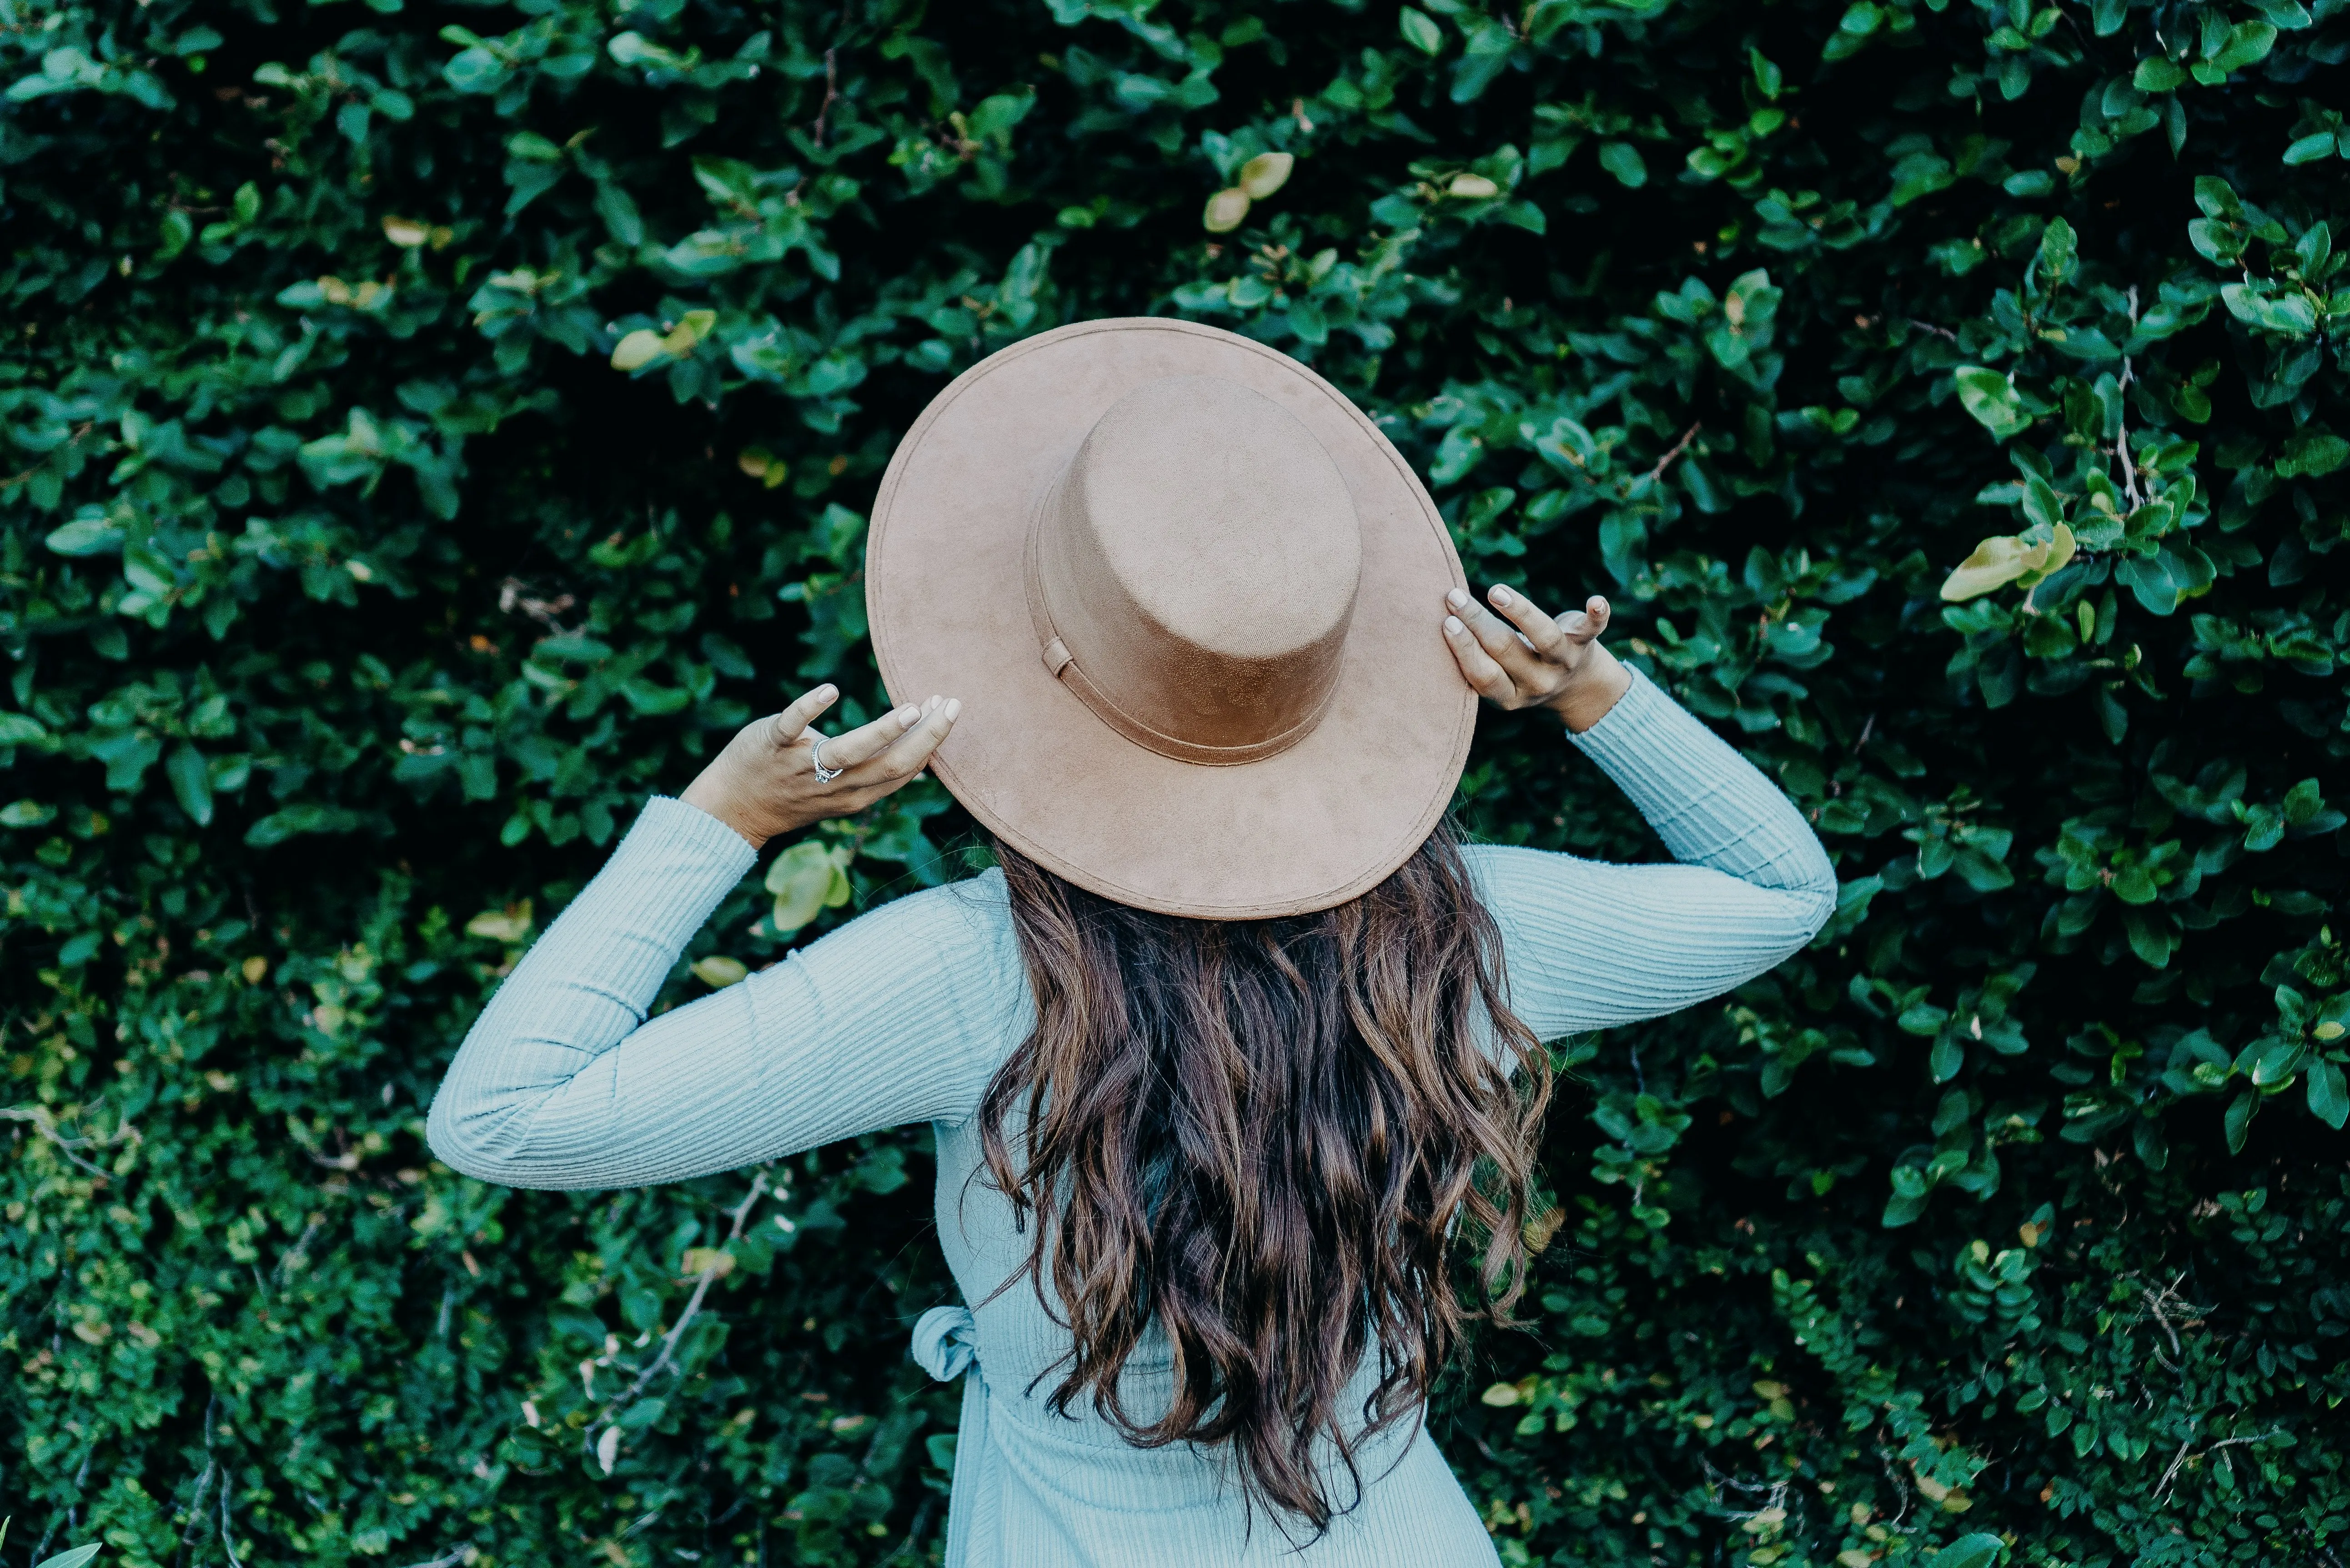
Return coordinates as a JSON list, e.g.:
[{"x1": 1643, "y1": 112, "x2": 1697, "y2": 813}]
[
  {"x1": 879, "y1": 1499, "x2": 937, "y2": 1564},
  {"x1": 180, "y1": 1460, "x2": 220, "y2": 1549},
  {"x1": 0, "y1": 421, "x2": 95, "y2": 489},
  {"x1": 392, "y1": 1548, "x2": 472, "y2": 1568},
  {"x1": 2153, "y1": 1437, "x2": 2193, "y2": 1500},
  {"x1": 218, "y1": 1478, "x2": 245, "y2": 1568},
  {"x1": 1906, "y1": 317, "x2": 1959, "y2": 343},
  {"x1": 2154, "y1": 1428, "x2": 2283, "y2": 1503},
  {"x1": 1636, "y1": 422, "x2": 1702, "y2": 490},
  {"x1": 275, "y1": 1215, "x2": 327, "y2": 1287},
  {"x1": 3, "y1": 1105, "x2": 114, "y2": 1181},
  {"x1": 2114, "y1": 285, "x2": 2143, "y2": 508},
  {"x1": 1876, "y1": 1447, "x2": 1915, "y2": 1531},
  {"x1": 2139, "y1": 1270, "x2": 2192, "y2": 1358},
  {"x1": 497, "y1": 578, "x2": 578, "y2": 637},
  {"x1": 585, "y1": 1173, "x2": 771, "y2": 1459},
  {"x1": 812, "y1": 47, "x2": 839, "y2": 146}
]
